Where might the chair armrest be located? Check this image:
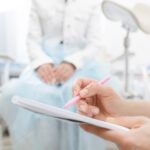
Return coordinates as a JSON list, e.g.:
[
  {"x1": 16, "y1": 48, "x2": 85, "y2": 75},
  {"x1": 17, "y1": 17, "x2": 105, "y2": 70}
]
[{"x1": 0, "y1": 53, "x2": 14, "y2": 61}]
